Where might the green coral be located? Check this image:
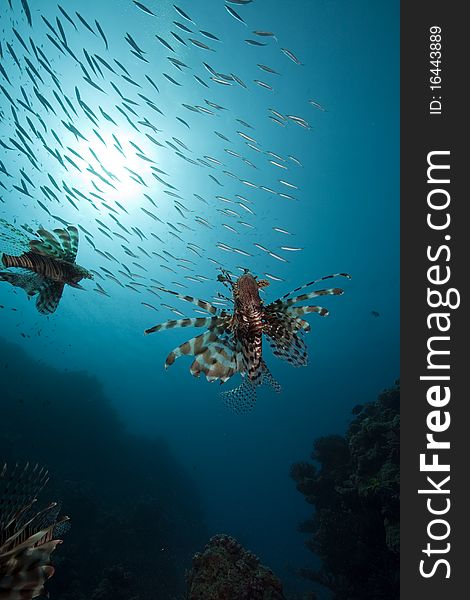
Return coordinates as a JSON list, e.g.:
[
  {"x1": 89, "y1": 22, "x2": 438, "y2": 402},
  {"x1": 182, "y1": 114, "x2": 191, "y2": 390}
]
[{"x1": 291, "y1": 383, "x2": 400, "y2": 600}]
